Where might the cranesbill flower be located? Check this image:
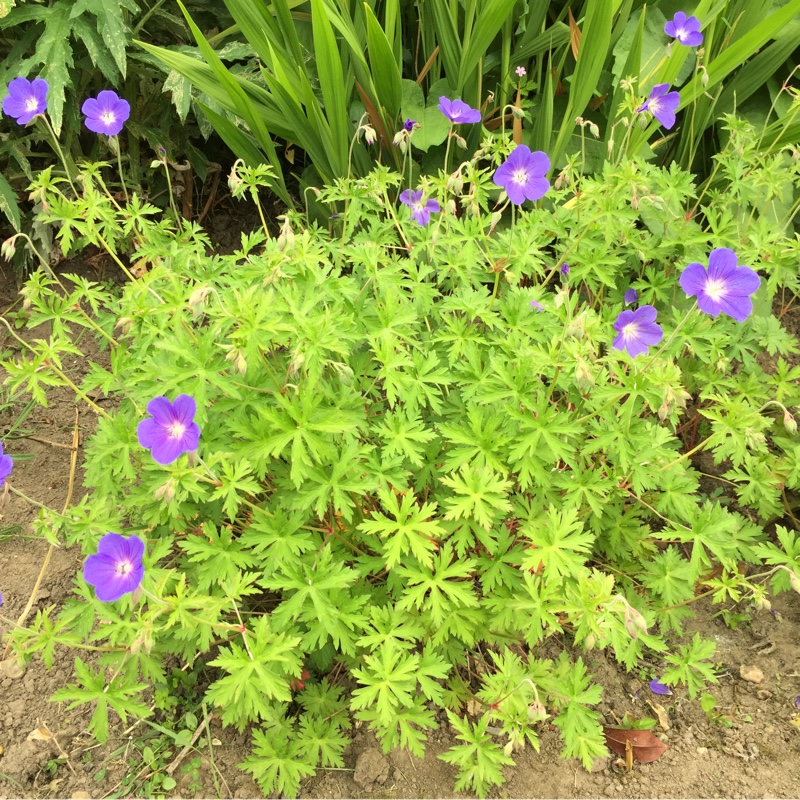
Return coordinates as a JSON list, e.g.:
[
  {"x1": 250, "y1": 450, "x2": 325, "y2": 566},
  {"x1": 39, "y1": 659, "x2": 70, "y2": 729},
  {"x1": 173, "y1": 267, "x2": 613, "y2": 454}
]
[
  {"x1": 516, "y1": 66, "x2": 527, "y2": 78},
  {"x1": 679, "y1": 247, "x2": 760, "y2": 322},
  {"x1": 530, "y1": 300, "x2": 543, "y2": 312},
  {"x1": 612, "y1": 305, "x2": 663, "y2": 358},
  {"x1": 403, "y1": 118, "x2": 417, "y2": 132},
  {"x1": 624, "y1": 288, "x2": 638, "y2": 305},
  {"x1": 0, "y1": 441, "x2": 12, "y2": 486},
  {"x1": 137, "y1": 395, "x2": 200, "y2": 465},
  {"x1": 2, "y1": 77, "x2": 48, "y2": 125},
  {"x1": 82, "y1": 90, "x2": 130, "y2": 136},
  {"x1": 637, "y1": 84, "x2": 680, "y2": 130},
  {"x1": 83, "y1": 533, "x2": 145, "y2": 602},
  {"x1": 561, "y1": 263, "x2": 570, "y2": 275},
  {"x1": 664, "y1": 12, "x2": 703, "y2": 46},
  {"x1": 493, "y1": 145, "x2": 550, "y2": 205},
  {"x1": 649, "y1": 678, "x2": 673, "y2": 696},
  {"x1": 438, "y1": 96, "x2": 482, "y2": 124},
  {"x1": 399, "y1": 189, "x2": 440, "y2": 226}
]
